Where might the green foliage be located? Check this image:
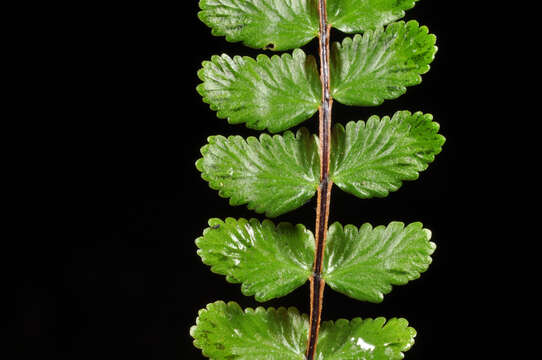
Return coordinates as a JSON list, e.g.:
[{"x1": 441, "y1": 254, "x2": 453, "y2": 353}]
[
  {"x1": 194, "y1": 0, "x2": 443, "y2": 358},
  {"x1": 322, "y1": 222, "x2": 435, "y2": 303},
  {"x1": 330, "y1": 111, "x2": 445, "y2": 199},
  {"x1": 198, "y1": 0, "x2": 319, "y2": 51},
  {"x1": 196, "y1": 218, "x2": 314, "y2": 302},
  {"x1": 198, "y1": 0, "x2": 421, "y2": 50},
  {"x1": 196, "y1": 218, "x2": 435, "y2": 304},
  {"x1": 191, "y1": 301, "x2": 416, "y2": 360},
  {"x1": 191, "y1": 301, "x2": 308, "y2": 359},
  {"x1": 197, "y1": 111, "x2": 444, "y2": 214},
  {"x1": 316, "y1": 317, "x2": 416, "y2": 360},
  {"x1": 197, "y1": 50, "x2": 321, "y2": 133},
  {"x1": 327, "y1": 0, "x2": 420, "y2": 33},
  {"x1": 196, "y1": 128, "x2": 320, "y2": 217},
  {"x1": 330, "y1": 21, "x2": 437, "y2": 106}
]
